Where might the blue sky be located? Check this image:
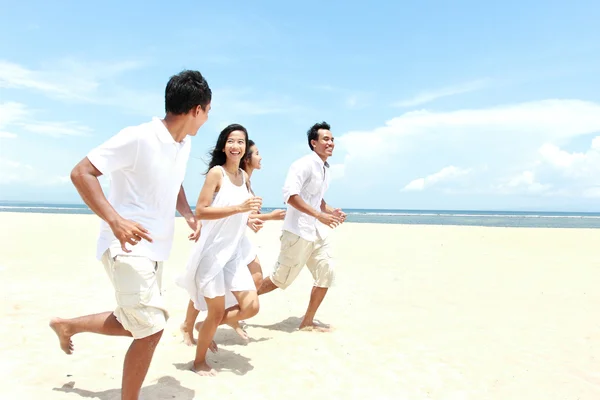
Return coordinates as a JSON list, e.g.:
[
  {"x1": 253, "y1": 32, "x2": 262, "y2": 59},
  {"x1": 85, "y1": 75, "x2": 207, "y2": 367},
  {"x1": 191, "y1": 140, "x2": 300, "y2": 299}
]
[{"x1": 1, "y1": 0, "x2": 600, "y2": 210}]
